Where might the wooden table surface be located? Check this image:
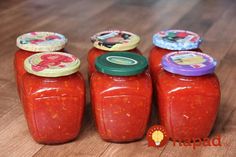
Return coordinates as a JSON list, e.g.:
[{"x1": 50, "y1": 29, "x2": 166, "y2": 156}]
[{"x1": 0, "y1": 0, "x2": 236, "y2": 156}]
